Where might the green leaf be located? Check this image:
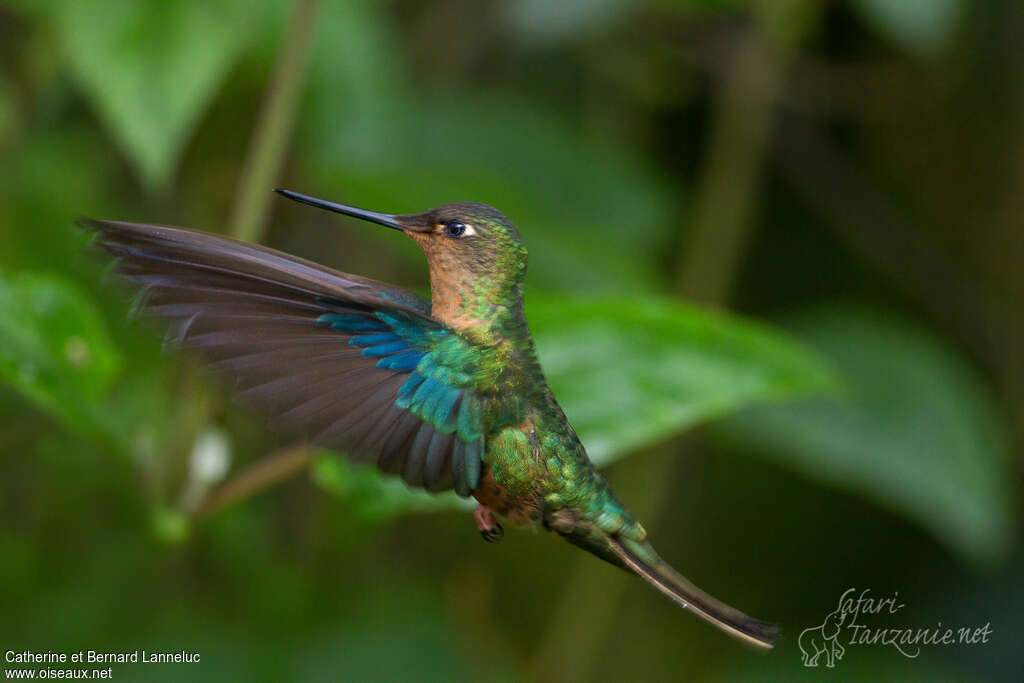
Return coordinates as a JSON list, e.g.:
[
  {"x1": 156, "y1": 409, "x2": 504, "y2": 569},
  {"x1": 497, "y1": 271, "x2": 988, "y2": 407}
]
[
  {"x1": 850, "y1": 0, "x2": 962, "y2": 56},
  {"x1": 302, "y1": 18, "x2": 677, "y2": 294},
  {"x1": 0, "y1": 270, "x2": 122, "y2": 440},
  {"x1": 314, "y1": 294, "x2": 837, "y2": 513},
  {"x1": 712, "y1": 306, "x2": 1013, "y2": 565},
  {"x1": 55, "y1": 0, "x2": 257, "y2": 188},
  {"x1": 529, "y1": 295, "x2": 839, "y2": 466},
  {"x1": 0, "y1": 127, "x2": 113, "y2": 272}
]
